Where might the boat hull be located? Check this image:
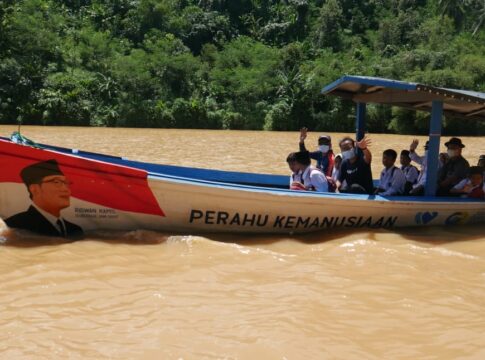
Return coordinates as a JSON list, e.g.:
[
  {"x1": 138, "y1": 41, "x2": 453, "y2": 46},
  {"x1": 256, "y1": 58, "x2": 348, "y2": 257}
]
[{"x1": 0, "y1": 139, "x2": 484, "y2": 235}]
